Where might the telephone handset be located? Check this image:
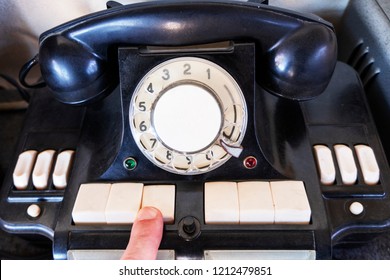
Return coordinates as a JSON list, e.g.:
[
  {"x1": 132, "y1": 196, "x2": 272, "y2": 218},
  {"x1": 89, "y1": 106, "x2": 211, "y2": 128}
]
[{"x1": 35, "y1": 0, "x2": 337, "y2": 105}]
